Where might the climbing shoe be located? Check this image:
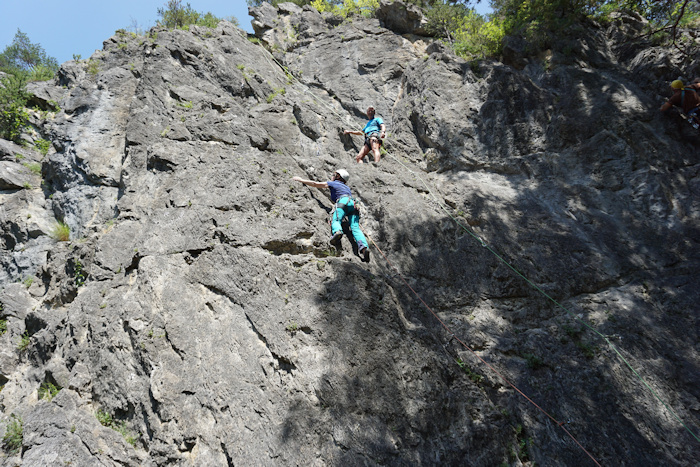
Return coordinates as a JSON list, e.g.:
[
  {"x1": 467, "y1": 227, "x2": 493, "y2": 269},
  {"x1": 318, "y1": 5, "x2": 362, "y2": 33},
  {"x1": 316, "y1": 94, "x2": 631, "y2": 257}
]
[
  {"x1": 329, "y1": 231, "x2": 343, "y2": 246},
  {"x1": 360, "y1": 246, "x2": 370, "y2": 263}
]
